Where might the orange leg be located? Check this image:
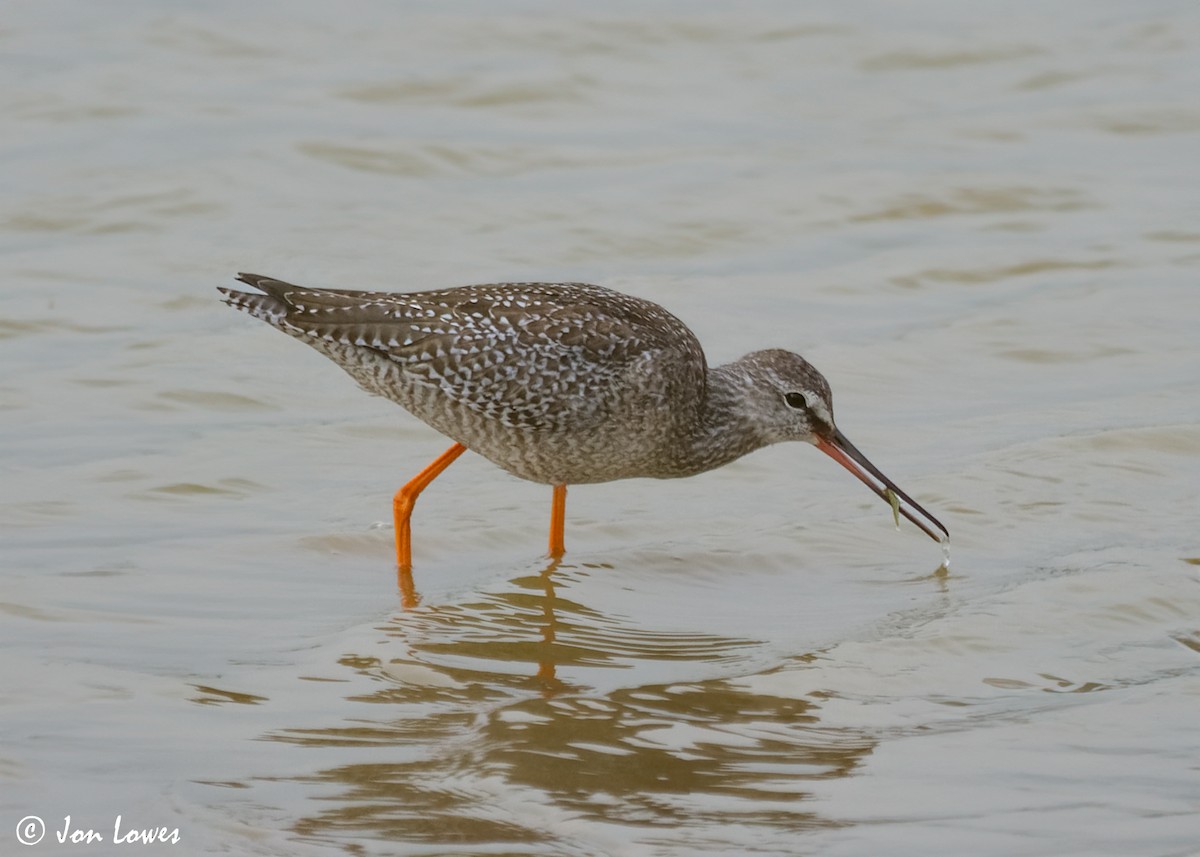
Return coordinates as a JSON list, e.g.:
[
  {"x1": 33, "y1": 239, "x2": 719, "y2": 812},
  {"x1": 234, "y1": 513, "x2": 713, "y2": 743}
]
[
  {"x1": 548, "y1": 483, "x2": 567, "y2": 558},
  {"x1": 393, "y1": 443, "x2": 467, "y2": 570}
]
